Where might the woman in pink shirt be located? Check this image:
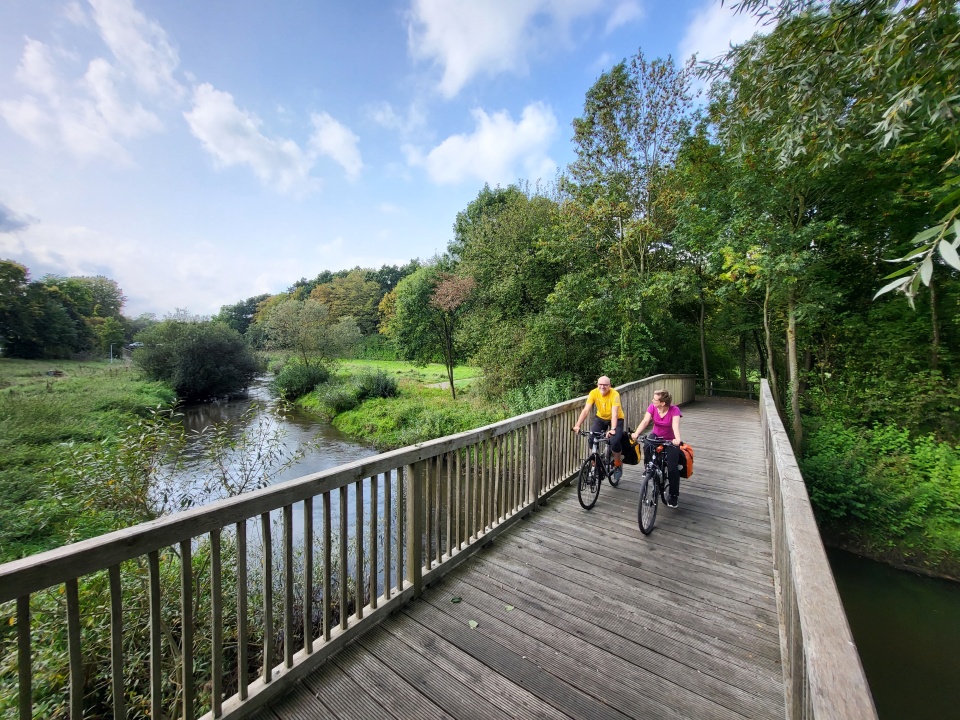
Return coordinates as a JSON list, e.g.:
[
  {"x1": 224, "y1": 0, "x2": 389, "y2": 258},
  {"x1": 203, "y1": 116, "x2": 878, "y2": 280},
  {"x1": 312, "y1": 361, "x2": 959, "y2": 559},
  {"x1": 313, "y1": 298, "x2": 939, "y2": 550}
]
[{"x1": 630, "y1": 389, "x2": 683, "y2": 508}]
